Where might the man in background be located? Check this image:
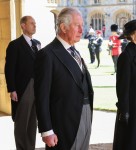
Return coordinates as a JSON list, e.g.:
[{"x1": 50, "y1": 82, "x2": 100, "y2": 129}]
[
  {"x1": 102, "y1": 24, "x2": 106, "y2": 38},
  {"x1": 89, "y1": 23, "x2": 95, "y2": 35},
  {"x1": 5, "y1": 16, "x2": 41, "y2": 150},
  {"x1": 108, "y1": 24, "x2": 121, "y2": 75}
]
